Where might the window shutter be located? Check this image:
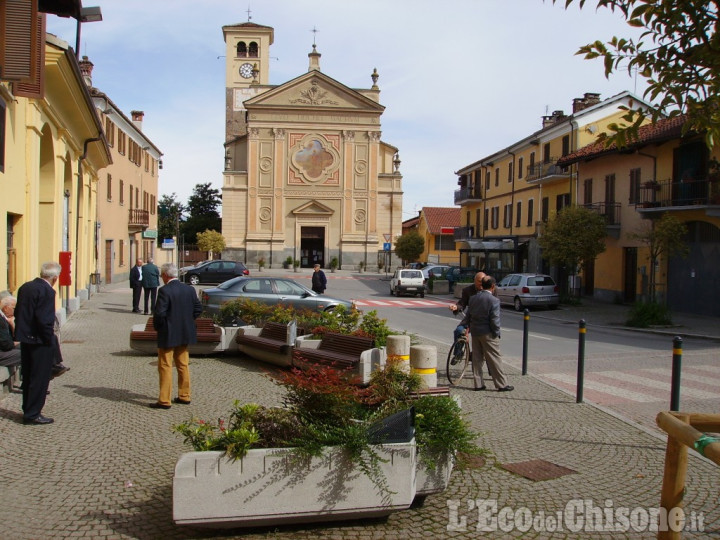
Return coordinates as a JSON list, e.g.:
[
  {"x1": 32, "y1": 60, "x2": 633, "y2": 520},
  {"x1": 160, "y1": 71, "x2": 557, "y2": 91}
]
[
  {"x1": 0, "y1": 0, "x2": 38, "y2": 81},
  {"x1": 11, "y1": 11, "x2": 45, "y2": 98}
]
